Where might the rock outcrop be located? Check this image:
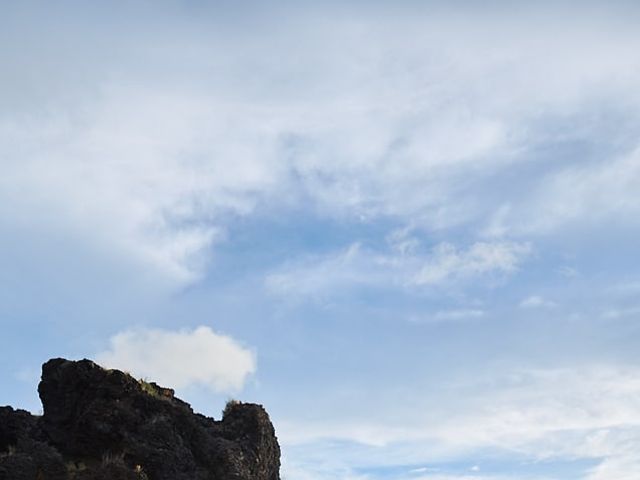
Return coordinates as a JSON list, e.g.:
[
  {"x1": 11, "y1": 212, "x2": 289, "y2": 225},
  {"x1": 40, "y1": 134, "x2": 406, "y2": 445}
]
[{"x1": 0, "y1": 358, "x2": 280, "y2": 480}]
